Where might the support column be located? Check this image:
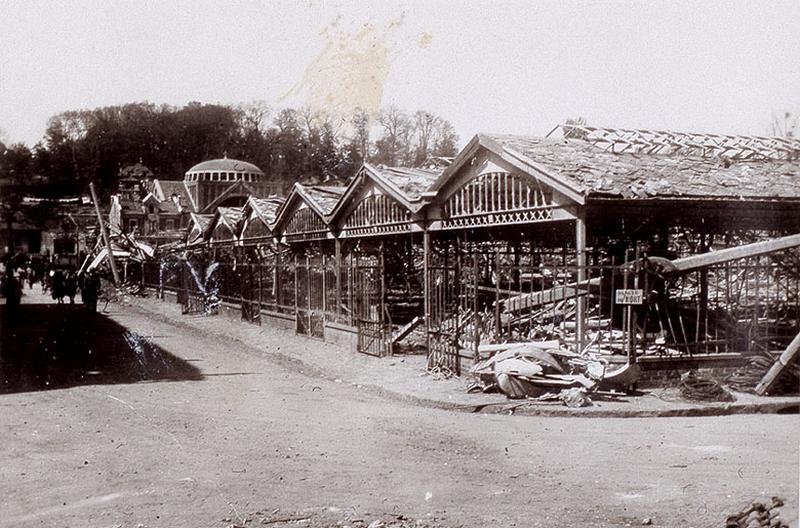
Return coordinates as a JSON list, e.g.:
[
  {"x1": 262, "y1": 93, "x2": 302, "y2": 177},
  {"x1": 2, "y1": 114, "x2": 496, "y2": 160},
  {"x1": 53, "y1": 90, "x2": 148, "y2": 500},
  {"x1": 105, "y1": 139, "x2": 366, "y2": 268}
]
[
  {"x1": 423, "y1": 230, "x2": 431, "y2": 358},
  {"x1": 335, "y1": 238, "x2": 342, "y2": 320},
  {"x1": 575, "y1": 210, "x2": 587, "y2": 353}
]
